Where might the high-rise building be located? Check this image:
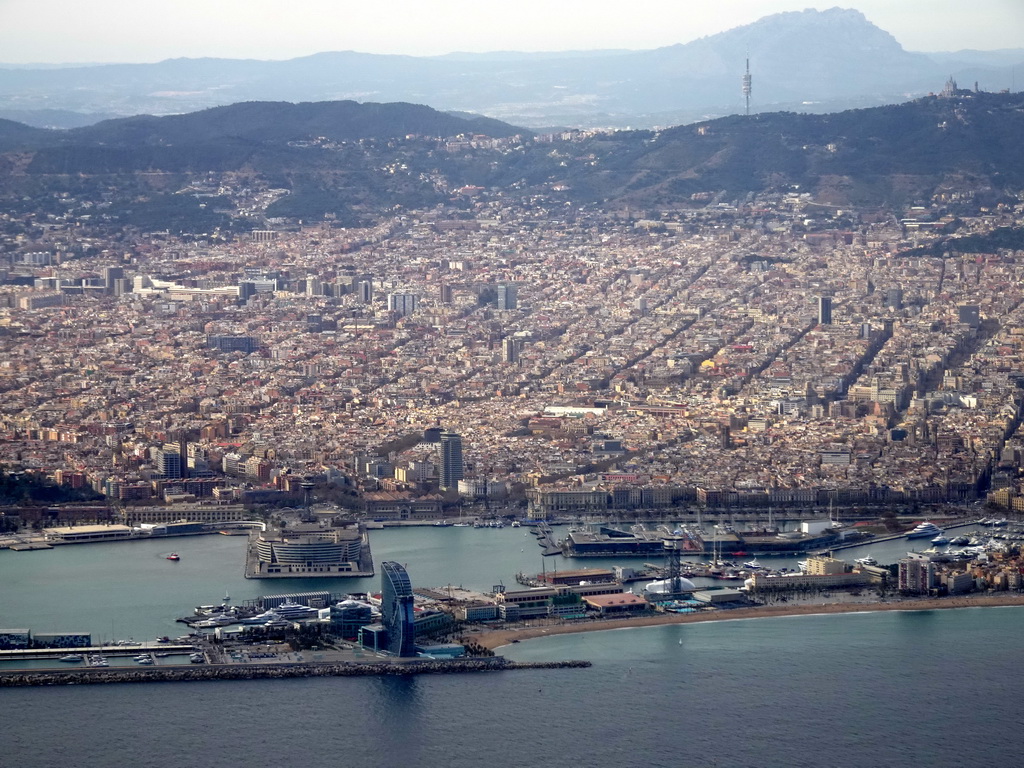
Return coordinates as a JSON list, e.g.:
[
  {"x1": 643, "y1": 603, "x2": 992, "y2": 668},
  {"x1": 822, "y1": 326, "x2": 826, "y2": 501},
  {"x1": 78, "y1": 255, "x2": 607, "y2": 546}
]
[
  {"x1": 886, "y1": 287, "x2": 903, "y2": 310},
  {"x1": 387, "y1": 292, "x2": 420, "y2": 317},
  {"x1": 381, "y1": 561, "x2": 416, "y2": 657},
  {"x1": 439, "y1": 432, "x2": 464, "y2": 490},
  {"x1": 102, "y1": 266, "x2": 124, "y2": 292},
  {"x1": 817, "y1": 295, "x2": 833, "y2": 325},
  {"x1": 356, "y1": 277, "x2": 373, "y2": 303},
  {"x1": 898, "y1": 558, "x2": 936, "y2": 594},
  {"x1": 158, "y1": 443, "x2": 183, "y2": 479},
  {"x1": 496, "y1": 283, "x2": 517, "y2": 310},
  {"x1": 502, "y1": 336, "x2": 519, "y2": 364},
  {"x1": 238, "y1": 281, "x2": 257, "y2": 303},
  {"x1": 207, "y1": 335, "x2": 259, "y2": 354},
  {"x1": 439, "y1": 283, "x2": 453, "y2": 305},
  {"x1": 958, "y1": 304, "x2": 980, "y2": 328}
]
